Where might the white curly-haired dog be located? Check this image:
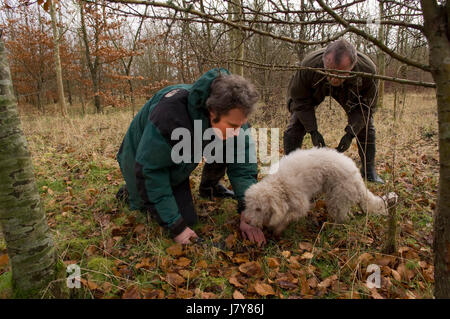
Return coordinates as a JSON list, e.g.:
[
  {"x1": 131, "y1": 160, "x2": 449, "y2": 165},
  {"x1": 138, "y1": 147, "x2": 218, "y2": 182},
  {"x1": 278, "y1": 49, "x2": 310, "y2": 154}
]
[{"x1": 242, "y1": 147, "x2": 395, "y2": 236}]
